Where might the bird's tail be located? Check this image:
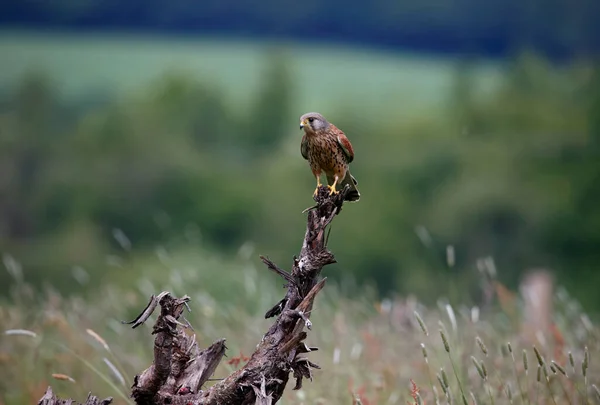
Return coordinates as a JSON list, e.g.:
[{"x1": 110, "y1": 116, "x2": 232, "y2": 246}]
[{"x1": 339, "y1": 170, "x2": 360, "y2": 202}]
